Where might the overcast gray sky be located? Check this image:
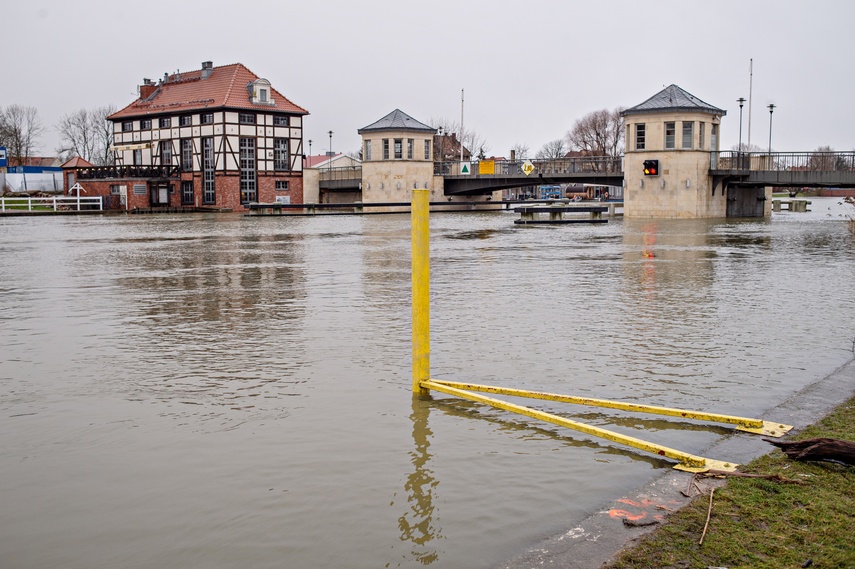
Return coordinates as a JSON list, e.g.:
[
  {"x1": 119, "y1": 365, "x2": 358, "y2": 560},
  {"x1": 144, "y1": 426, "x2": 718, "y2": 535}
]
[{"x1": 4, "y1": 0, "x2": 853, "y2": 158}]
